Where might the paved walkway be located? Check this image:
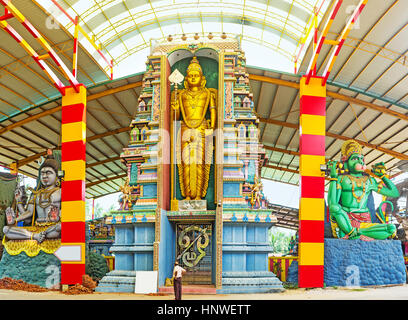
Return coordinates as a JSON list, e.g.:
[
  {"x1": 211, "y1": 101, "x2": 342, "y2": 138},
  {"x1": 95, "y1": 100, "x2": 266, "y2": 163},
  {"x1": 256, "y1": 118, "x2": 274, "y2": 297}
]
[{"x1": 0, "y1": 284, "x2": 407, "y2": 300}]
